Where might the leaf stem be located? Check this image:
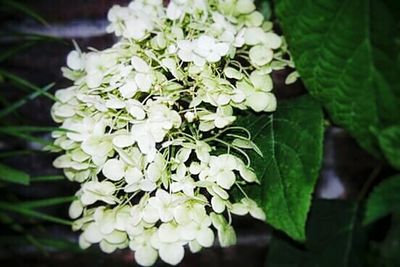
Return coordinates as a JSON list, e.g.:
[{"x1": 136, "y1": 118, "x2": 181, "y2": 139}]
[{"x1": 357, "y1": 163, "x2": 382, "y2": 202}]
